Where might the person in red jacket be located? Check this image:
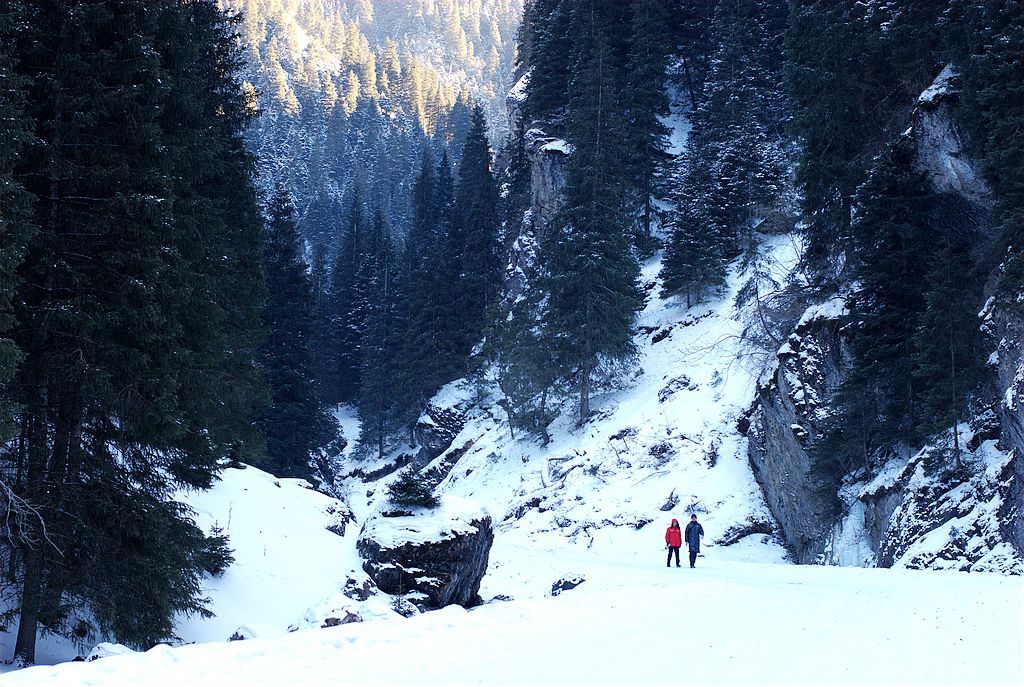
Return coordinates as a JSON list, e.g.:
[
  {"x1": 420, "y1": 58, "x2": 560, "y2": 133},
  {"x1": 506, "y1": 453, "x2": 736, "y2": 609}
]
[{"x1": 665, "y1": 518, "x2": 683, "y2": 567}]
